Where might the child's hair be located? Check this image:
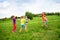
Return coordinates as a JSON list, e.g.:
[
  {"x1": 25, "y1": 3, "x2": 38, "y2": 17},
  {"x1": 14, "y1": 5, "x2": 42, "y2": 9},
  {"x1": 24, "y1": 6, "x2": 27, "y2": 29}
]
[{"x1": 42, "y1": 12, "x2": 45, "y2": 17}]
